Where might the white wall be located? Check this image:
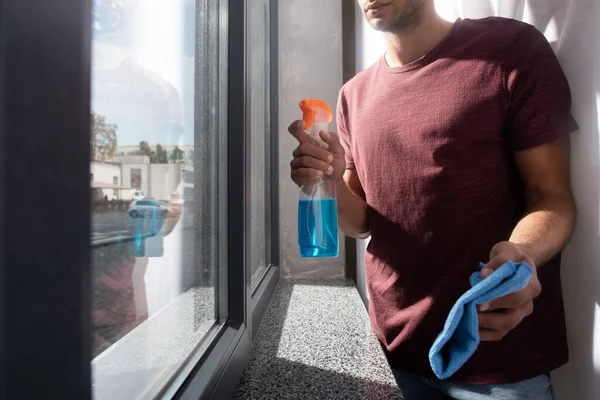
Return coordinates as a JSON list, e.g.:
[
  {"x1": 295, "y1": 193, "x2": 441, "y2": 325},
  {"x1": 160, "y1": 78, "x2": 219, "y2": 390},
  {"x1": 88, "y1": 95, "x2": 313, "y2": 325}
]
[
  {"x1": 114, "y1": 155, "x2": 150, "y2": 165},
  {"x1": 92, "y1": 157, "x2": 181, "y2": 201},
  {"x1": 353, "y1": 1, "x2": 600, "y2": 398},
  {"x1": 90, "y1": 162, "x2": 121, "y2": 185},
  {"x1": 539, "y1": 2, "x2": 600, "y2": 398},
  {"x1": 120, "y1": 164, "x2": 149, "y2": 196},
  {"x1": 278, "y1": 0, "x2": 345, "y2": 279}
]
